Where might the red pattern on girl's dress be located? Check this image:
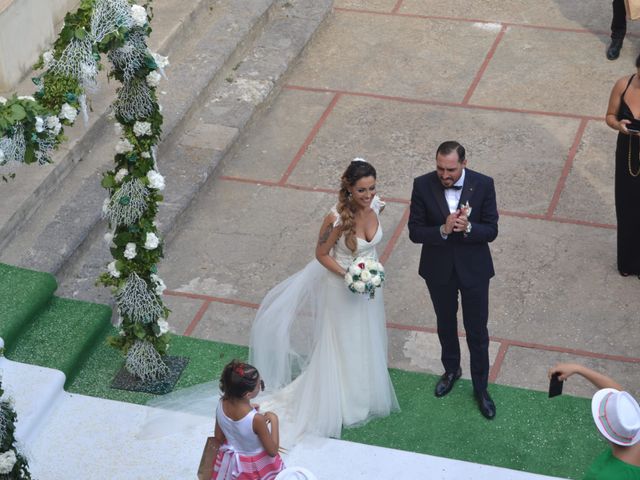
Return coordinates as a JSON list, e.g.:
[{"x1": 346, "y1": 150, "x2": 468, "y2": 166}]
[{"x1": 211, "y1": 443, "x2": 284, "y2": 480}]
